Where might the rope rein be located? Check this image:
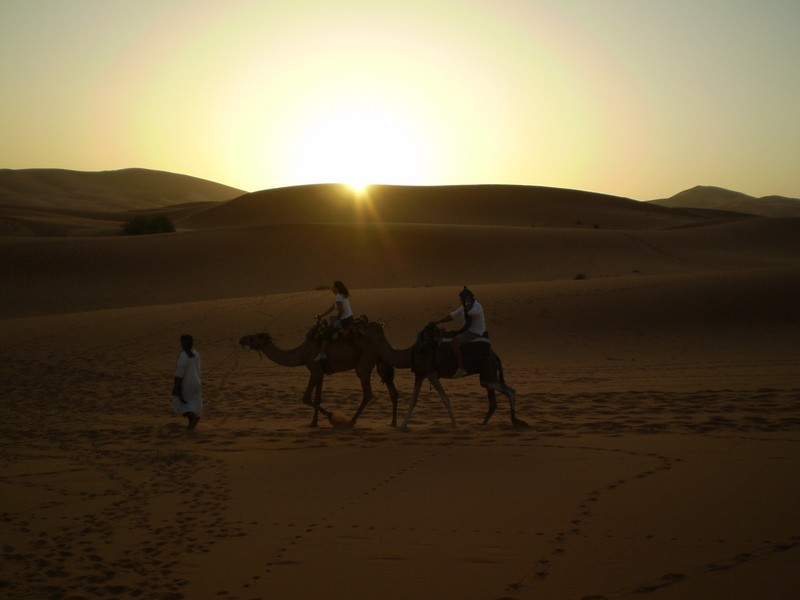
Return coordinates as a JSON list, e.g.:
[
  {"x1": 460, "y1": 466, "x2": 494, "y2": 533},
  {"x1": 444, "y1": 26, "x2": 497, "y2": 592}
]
[{"x1": 204, "y1": 346, "x2": 241, "y2": 376}]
